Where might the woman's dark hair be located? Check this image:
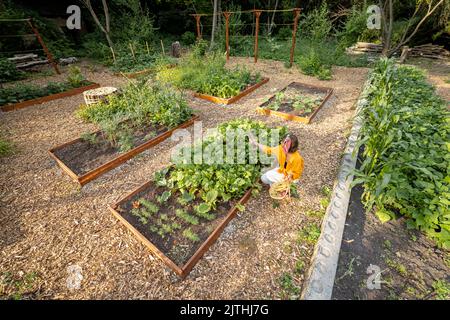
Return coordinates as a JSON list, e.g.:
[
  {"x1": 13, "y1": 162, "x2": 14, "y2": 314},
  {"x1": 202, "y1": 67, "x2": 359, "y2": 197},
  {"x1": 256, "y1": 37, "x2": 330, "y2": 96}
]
[{"x1": 286, "y1": 133, "x2": 299, "y2": 153}]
